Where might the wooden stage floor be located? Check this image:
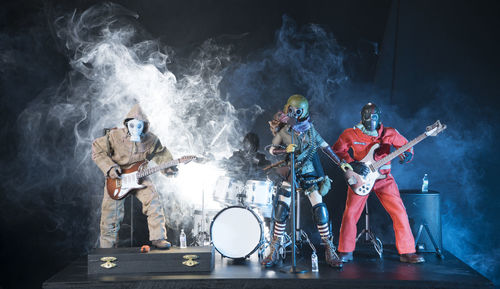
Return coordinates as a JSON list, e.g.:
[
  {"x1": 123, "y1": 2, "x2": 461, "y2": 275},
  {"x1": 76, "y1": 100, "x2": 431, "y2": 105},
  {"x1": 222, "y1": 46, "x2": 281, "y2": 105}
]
[{"x1": 43, "y1": 244, "x2": 493, "y2": 289}]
